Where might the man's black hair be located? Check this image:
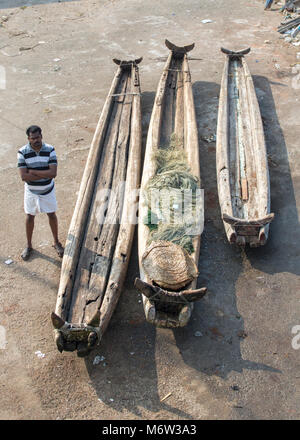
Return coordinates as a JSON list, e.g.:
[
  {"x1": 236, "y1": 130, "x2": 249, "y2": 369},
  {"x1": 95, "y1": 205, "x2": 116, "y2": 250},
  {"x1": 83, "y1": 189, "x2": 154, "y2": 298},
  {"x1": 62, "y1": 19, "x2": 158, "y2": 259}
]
[{"x1": 26, "y1": 125, "x2": 42, "y2": 136}]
